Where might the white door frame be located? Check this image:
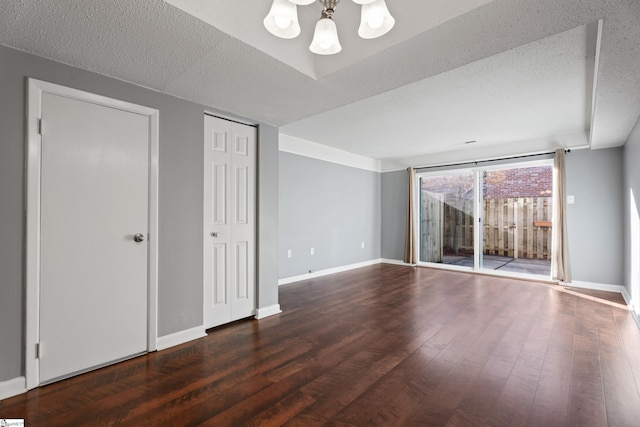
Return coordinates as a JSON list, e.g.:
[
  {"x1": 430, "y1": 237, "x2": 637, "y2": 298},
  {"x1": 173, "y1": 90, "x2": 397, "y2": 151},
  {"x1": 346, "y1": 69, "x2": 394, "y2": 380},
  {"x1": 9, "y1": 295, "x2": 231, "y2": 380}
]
[{"x1": 25, "y1": 78, "x2": 159, "y2": 390}]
